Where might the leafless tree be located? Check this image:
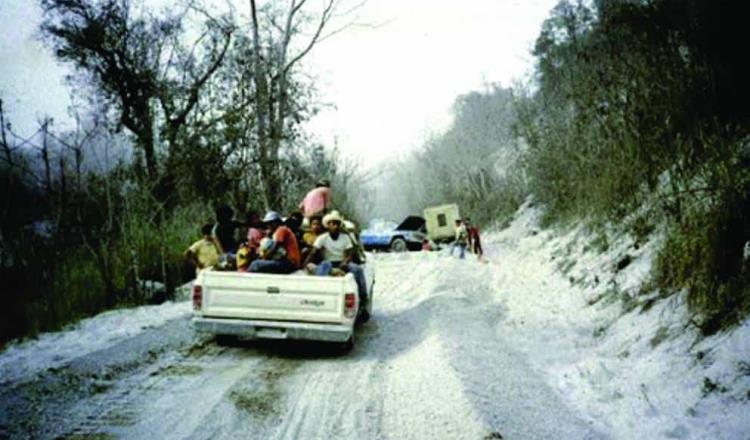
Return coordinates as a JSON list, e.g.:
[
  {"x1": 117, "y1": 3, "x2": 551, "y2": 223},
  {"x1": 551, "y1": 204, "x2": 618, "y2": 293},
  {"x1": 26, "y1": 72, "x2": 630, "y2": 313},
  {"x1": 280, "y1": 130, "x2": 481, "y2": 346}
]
[{"x1": 248, "y1": 0, "x2": 361, "y2": 210}]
